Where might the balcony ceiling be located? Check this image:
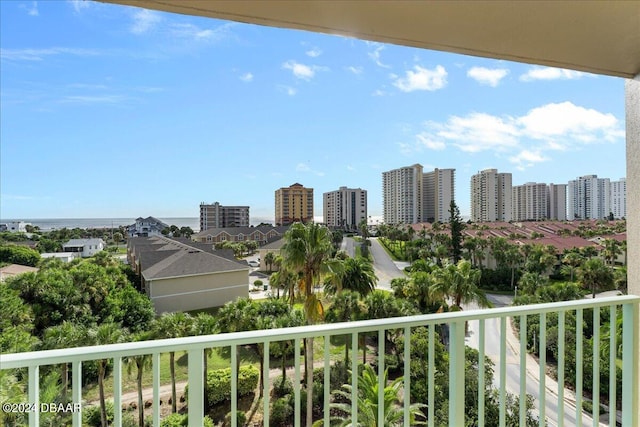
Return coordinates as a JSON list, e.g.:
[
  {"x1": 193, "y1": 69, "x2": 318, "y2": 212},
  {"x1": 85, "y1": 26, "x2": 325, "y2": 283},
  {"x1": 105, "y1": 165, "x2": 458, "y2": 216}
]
[{"x1": 100, "y1": 0, "x2": 639, "y2": 79}]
